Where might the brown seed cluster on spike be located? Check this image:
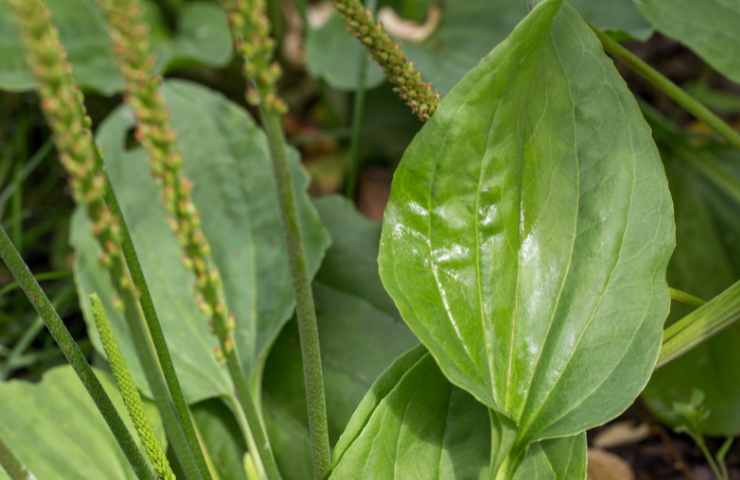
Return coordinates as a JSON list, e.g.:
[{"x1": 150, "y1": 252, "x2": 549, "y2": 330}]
[
  {"x1": 96, "y1": 0, "x2": 236, "y2": 358},
  {"x1": 222, "y1": 0, "x2": 287, "y2": 114},
  {"x1": 334, "y1": 0, "x2": 440, "y2": 121},
  {"x1": 8, "y1": 0, "x2": 133, "y2": 295}
]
